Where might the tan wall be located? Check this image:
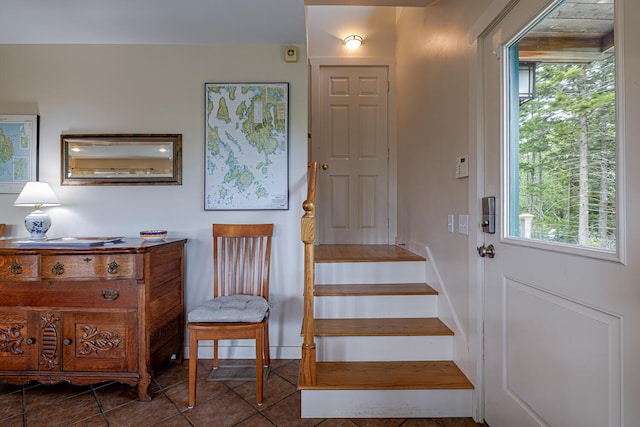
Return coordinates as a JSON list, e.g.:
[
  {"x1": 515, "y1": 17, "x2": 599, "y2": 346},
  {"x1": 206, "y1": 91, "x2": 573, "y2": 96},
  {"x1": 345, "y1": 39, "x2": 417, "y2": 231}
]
[
  {"x1": 0, "y1": 44, "x2": 308, "y2": 357},
  {"x1": 395, "y1": 0, "x2": 490, "y2": 377}
]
